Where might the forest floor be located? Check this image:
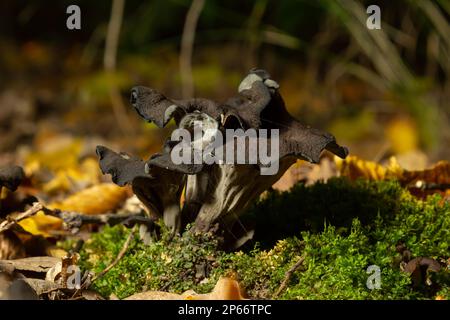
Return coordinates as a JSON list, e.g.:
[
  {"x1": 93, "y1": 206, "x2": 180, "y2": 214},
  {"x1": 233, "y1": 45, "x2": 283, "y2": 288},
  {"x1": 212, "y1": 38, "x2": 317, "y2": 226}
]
[{"x1": 1, "y1": 136, "x2": 449, "y2": 299}]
